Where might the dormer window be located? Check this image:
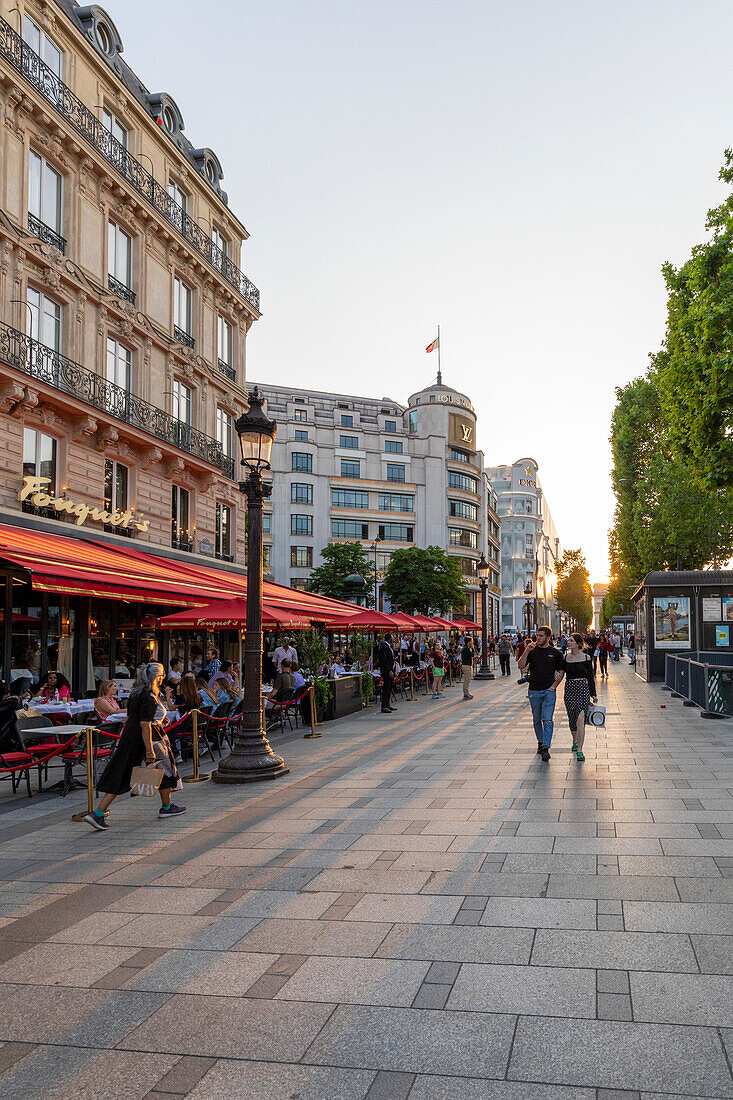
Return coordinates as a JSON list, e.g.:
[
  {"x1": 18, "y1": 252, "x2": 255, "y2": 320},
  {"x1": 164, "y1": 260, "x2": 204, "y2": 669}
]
[
  {"x1": 162, "y1": 104, "x2": 177, "y2": 134},
  {"x1": 95, "y1": 22, "x2": 112, "y2": 55}
]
